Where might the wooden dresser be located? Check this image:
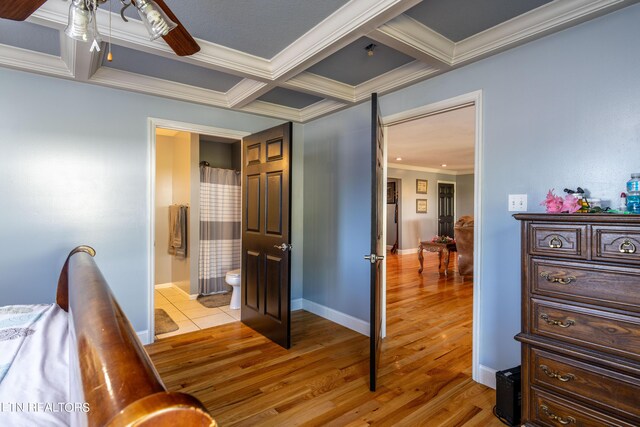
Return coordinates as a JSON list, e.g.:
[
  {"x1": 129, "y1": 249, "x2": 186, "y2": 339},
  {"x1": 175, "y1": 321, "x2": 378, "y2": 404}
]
[{"x1": 514, "y1": 214, "x2": 640, "y2": 427}]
